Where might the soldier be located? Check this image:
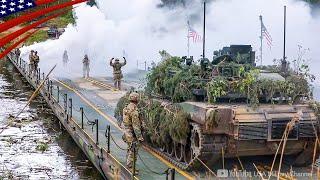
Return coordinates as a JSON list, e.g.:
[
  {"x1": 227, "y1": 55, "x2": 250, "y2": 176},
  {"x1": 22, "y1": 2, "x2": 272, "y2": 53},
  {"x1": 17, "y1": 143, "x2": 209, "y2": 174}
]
[
  {"x1": 83, "y1": 54, "x2": 90, "y2": 78},
  {"x1": 15, "y1": 48, "x2": 21, "y2": 60},
  {"x1": 33, "y1": 51, "x2": 40, "y2": 71},
  {"x1": 29, "y1": 50, "x2": 35, "y2": 74},
  {"x1": 110, "y1": 57, "x2": 126, "y2": 90},
  {"x1": 29, "y1": 50, "x2": 34, "y2": 62},
  {"x1": 122, "y1": 92, "x2": 144, "y2": 171},
  {"x1": 63, "y1": 50, "x2": 69, "y2": 67}
]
